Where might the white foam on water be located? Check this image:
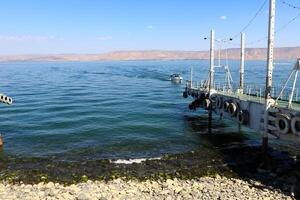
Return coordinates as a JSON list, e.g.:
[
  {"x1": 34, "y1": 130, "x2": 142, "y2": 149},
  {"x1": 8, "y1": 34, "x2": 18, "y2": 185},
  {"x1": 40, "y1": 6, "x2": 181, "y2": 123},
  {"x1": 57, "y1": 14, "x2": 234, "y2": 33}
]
[{"x1": 110, "y1": 157, "x2": 162, "y2": 164}]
